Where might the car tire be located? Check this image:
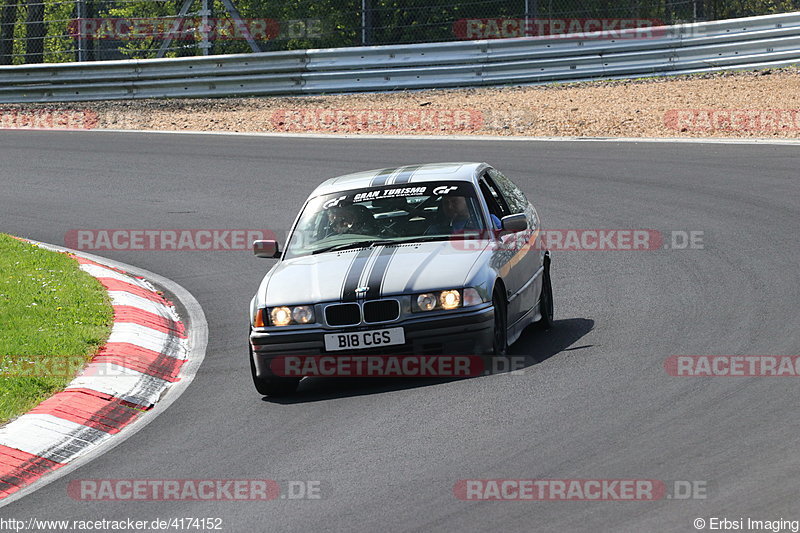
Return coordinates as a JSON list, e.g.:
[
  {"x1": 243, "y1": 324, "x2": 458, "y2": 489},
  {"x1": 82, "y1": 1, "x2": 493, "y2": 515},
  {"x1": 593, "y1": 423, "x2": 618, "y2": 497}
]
[
  {"x1": 538, "y1": 254, "x2": 554, "y2": 330},
  {"x1": 249, "y1": 345, "x2": 300, "y2": 397},
  {"x1": 491, "y1": 288, "x2": 508, "y2": 357}
]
